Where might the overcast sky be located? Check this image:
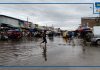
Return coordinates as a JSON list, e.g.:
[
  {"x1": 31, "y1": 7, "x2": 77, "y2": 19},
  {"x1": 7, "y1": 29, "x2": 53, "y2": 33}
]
[{"x1": 0, "y1": 0, "x2": 100, "y2": 30}]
